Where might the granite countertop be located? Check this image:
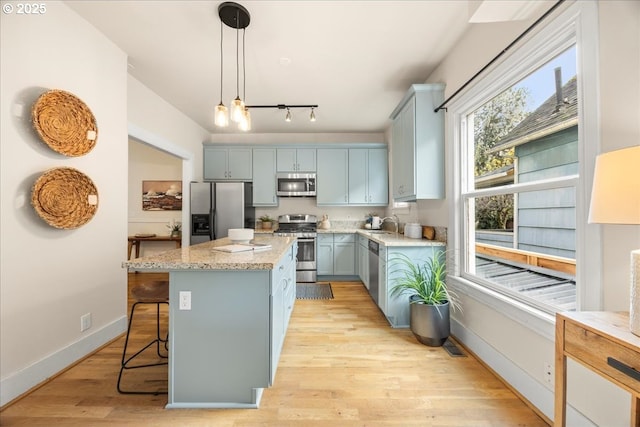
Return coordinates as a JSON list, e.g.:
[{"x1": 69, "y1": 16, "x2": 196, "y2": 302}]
[
  {"x1": 329, "y1": 229, "x2": 446, "y2": 247},
  {"x1": 123, "y1": 235, "x2": 296, "y2": 271},
  {"x1": 255, "y1": 226, "x2": 445, "y2": 247}
]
